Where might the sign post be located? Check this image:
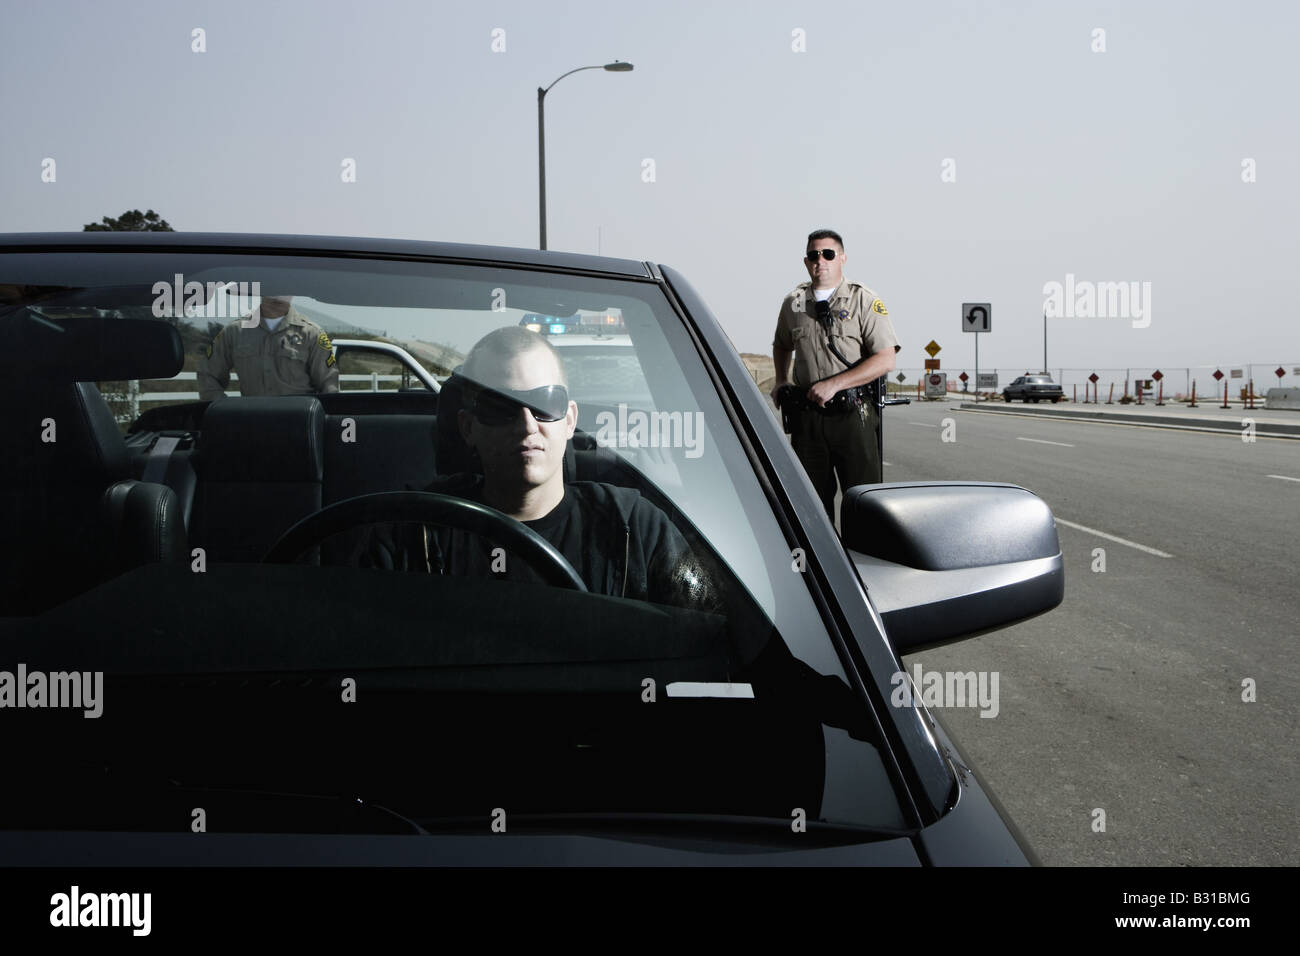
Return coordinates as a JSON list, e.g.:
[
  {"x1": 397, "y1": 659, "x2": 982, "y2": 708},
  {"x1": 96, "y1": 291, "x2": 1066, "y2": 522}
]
[{"x1": 962, "y1": 304, "x2": 991, "y2": 401}]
